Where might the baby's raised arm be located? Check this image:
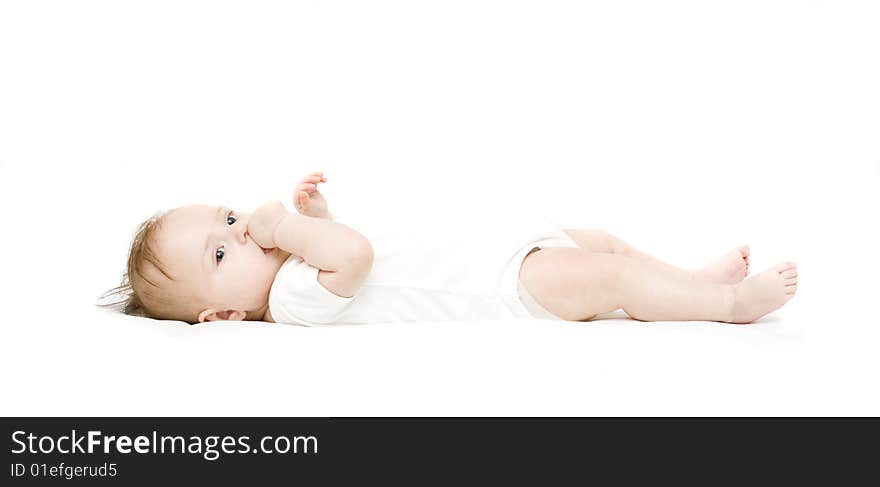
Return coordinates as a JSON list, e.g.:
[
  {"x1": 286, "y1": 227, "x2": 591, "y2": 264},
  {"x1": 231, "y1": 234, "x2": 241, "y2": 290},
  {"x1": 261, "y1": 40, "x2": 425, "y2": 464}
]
[{"x1": 249, "y1": 200, "x2": 373, "y2": 298}]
